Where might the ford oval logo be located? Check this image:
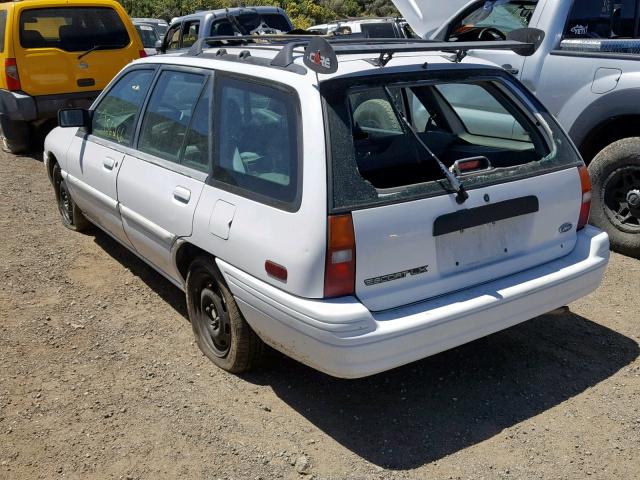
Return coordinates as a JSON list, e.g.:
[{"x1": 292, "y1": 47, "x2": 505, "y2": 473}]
[{"x1": 559, "y1": 223, "x2": 573, "y2": 234}]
